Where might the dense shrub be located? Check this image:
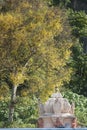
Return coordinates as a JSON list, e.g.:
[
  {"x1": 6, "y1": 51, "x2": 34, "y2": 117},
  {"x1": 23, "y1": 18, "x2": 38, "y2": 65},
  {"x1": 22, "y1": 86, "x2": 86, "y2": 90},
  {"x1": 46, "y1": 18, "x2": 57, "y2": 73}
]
[
  {"x1": 0, "y1": 96, "x2": 38, "y2": 128},
  {"x1": 62, "y1": 90, "x2": 87, "y2": 127}
]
